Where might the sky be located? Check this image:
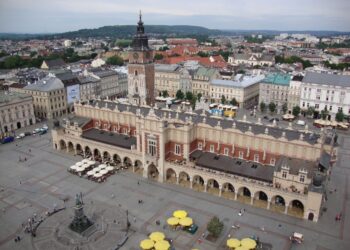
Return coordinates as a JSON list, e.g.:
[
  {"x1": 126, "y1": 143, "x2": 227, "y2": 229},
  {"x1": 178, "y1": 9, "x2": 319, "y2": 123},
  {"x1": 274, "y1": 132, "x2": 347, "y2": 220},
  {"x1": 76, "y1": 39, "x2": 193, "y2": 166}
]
[{"x1": 0, "y1": 0, "x2": 349, "y2": 33}]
